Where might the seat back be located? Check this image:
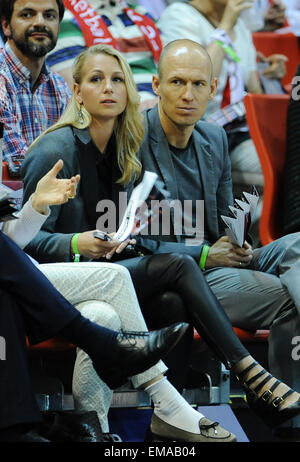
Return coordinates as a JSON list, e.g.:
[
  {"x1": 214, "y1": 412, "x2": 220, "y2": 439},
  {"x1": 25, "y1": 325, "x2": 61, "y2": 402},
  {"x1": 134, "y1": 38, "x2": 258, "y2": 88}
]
[
  {"x1": 2, "y1": 163, "x2": 23, "y2": 192},
  {"x1": 252, "y1": 32, "x2": 300, "y2": 87},
  {"x1": 2, "y1": 162, "x2": 9, "y2": 181},
  {"x1": 244, "y1": 93, "x2": 289, "y2": 245}
]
